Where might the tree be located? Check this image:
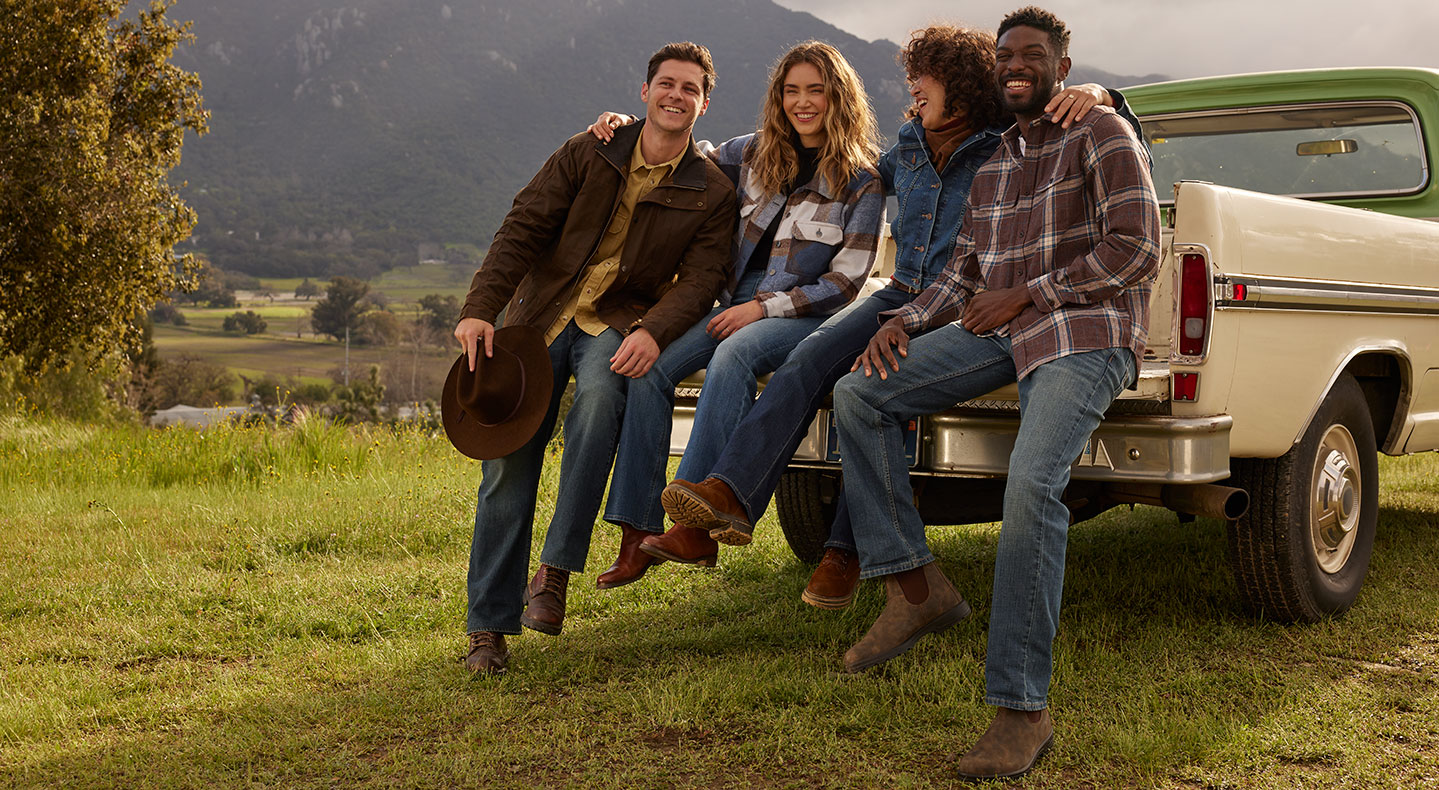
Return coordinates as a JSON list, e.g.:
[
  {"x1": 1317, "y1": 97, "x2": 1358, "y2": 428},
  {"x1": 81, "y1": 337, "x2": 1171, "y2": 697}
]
[
  {"x1": 136, "y1": 354, "x2": 239, "y2": 411},
  {"x1": 222, "y1": 310, "x2": 267, "y2": 335},
  {"x1": 0, "y1": 0, "x2": 208, "y2": 368},
  {"x1": 294, "y1": 279, "x2": 322, "y2": 300},
  {"x1": 309, "y1": 276, "x2": 372, "y2": 342},
  {"x1": 355, "y1": 311, "x2": 400, "y2": 346},
  {"x1": 418, "y1": 293, "x2": 461, "y2": 336}
]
